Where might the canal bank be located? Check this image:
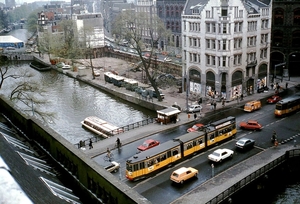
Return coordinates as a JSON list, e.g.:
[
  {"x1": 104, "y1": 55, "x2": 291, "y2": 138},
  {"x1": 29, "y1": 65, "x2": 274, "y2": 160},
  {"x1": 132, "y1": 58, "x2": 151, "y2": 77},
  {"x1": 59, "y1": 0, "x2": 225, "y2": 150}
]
[{"x1": 2, "y1": 54, "x2": 300, "y2": 203}]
